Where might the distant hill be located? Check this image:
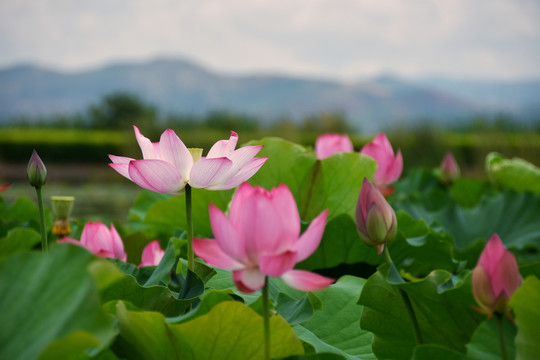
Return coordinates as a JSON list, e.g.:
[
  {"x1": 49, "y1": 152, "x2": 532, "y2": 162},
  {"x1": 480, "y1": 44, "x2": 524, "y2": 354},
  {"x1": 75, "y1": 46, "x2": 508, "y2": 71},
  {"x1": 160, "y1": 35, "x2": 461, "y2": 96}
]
[{"x1": 1, "y1": 57, "x2": 539, "y2": 132}]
